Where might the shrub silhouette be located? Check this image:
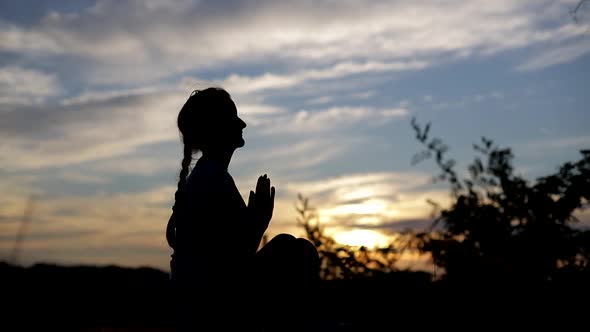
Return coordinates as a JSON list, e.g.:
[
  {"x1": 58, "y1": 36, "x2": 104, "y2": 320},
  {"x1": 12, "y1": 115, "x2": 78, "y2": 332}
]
[{"x1": 409, "y1": 117, "x2": 590, "y2": 286}]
